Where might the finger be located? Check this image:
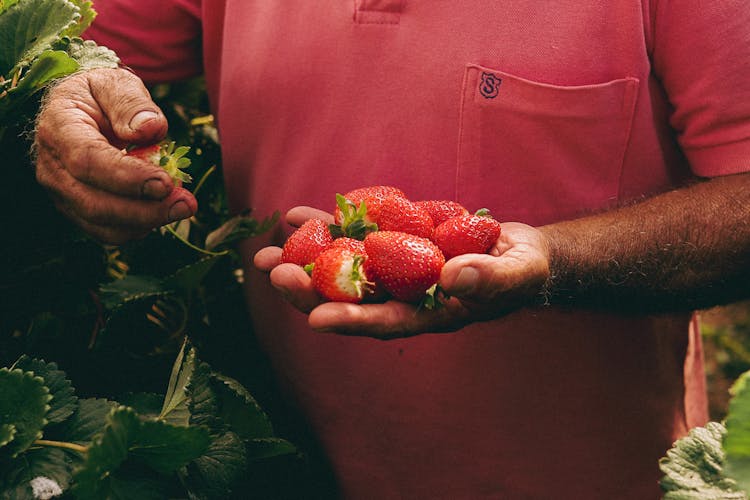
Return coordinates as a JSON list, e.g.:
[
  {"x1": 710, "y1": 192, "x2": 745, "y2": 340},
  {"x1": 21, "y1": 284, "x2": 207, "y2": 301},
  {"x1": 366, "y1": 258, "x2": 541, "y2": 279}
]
[
  {"x1": 308, "y1": 300, "x2": 469, "y2": 339},
  {"x1": 253, "y1": 246, "x2": 283, "y2": 272},
  {"x1": 36, "y1": 69, "x2": 172, "y2": 199},
  {"x1": 440, "y1": 253, "x2": 547, "y2": 306},
  {"x1": 439, "y1": 254, "x2": 500, "y2": 299},
  {"x1": 86, "y1": 68, "x2": 168, "y2": 145},
  {"x1": 269, "y1": 263, "x2": 322, "y2": 313},
  {"x1": 38, "y1": 162, "x2": 196, "y2": 229},
  {"x1": 286, "y1": 206, "x2": 334, "y2": 227},
  {"x1": 62, "y1": 211, "x2": 153, "y2": 246}
]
